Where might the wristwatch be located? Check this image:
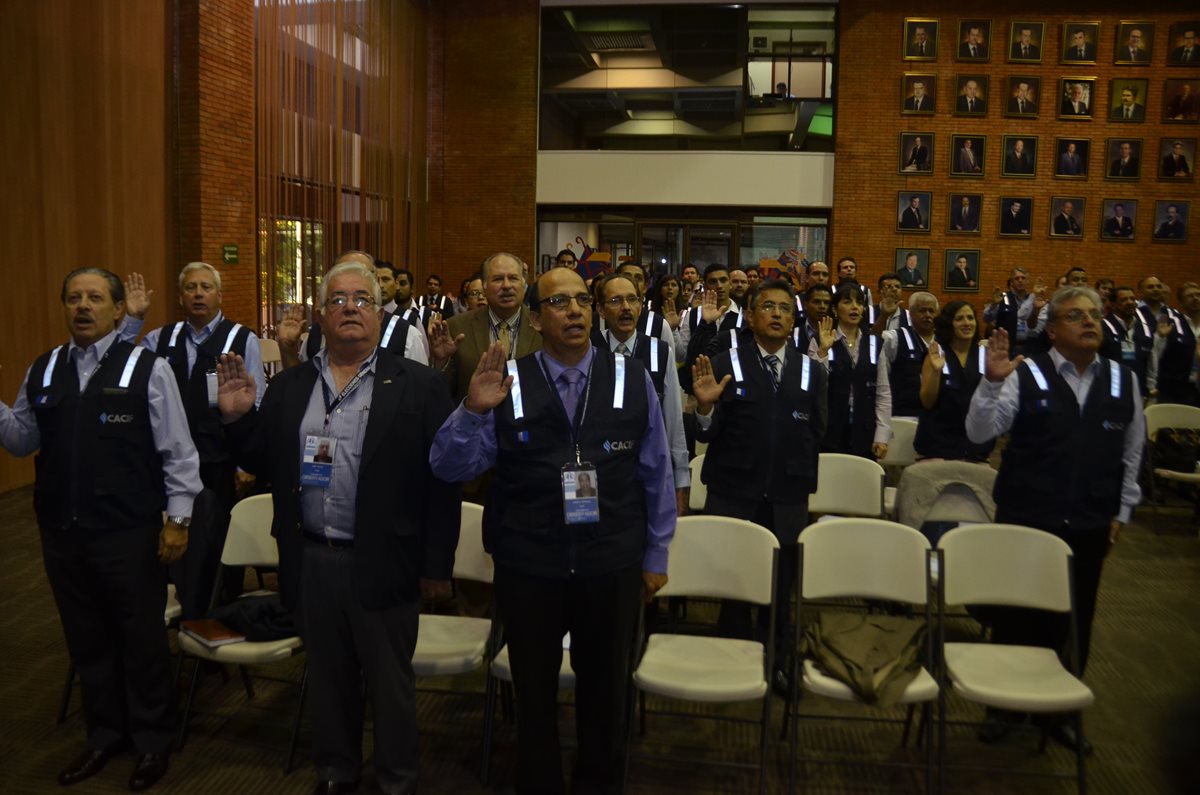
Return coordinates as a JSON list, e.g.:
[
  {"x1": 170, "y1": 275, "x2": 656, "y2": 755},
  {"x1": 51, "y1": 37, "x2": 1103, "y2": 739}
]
[{"x1": 168, "y1": 515, "x2": 192, "y2": 528}]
